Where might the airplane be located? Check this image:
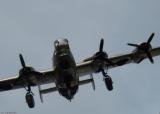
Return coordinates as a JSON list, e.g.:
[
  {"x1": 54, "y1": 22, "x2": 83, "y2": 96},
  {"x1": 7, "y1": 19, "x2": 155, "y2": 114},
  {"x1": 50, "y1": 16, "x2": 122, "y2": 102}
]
[{"x1": 0, "y1": 33, "x2": 160, "y2": 108}]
